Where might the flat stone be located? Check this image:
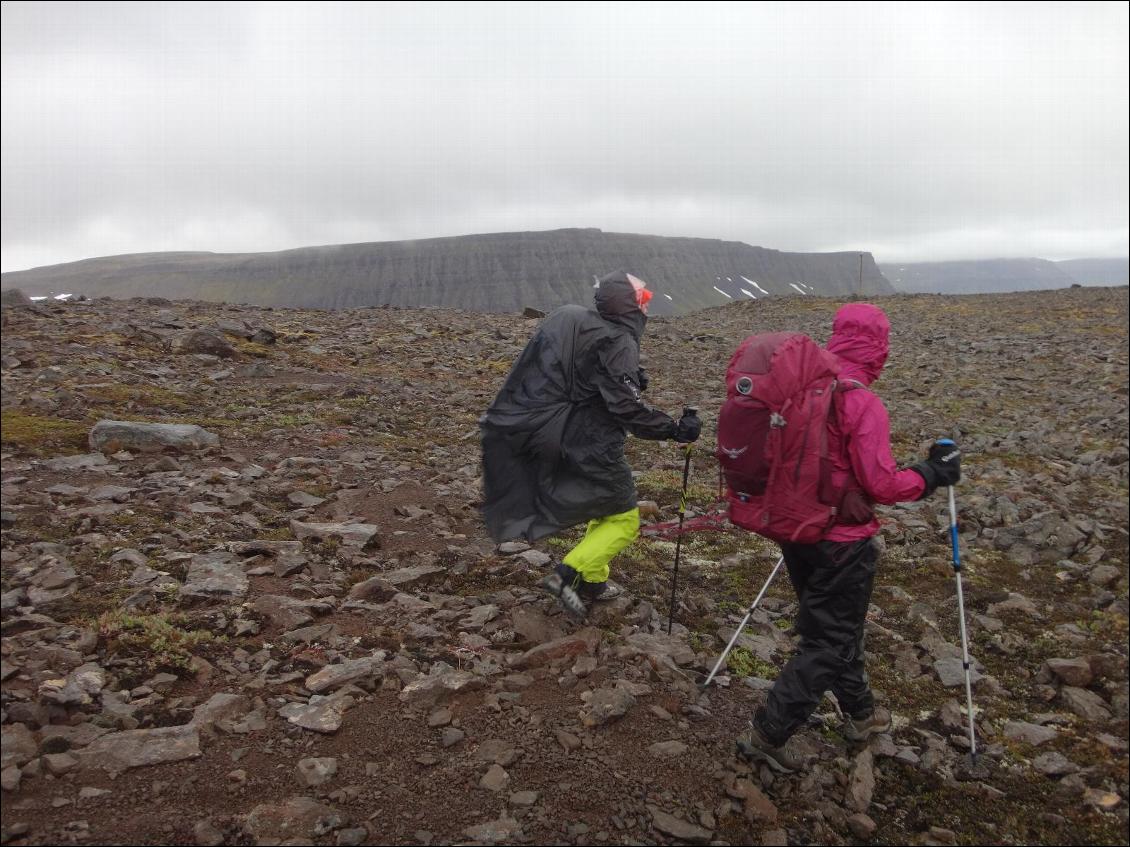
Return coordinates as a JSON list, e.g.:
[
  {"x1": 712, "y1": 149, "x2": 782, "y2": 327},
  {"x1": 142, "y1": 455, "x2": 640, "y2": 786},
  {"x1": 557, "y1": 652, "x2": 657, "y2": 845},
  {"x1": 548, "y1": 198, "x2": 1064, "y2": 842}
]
[
  {"x1": 1, "y1": 724, "x2": 37, "y2": 769},
  {"x1": 427, "y1": 709, "x2": 453, "y2": 728},
  {"x1": 509, "y1": 790, "x2": 539, "y2": 806},
  {"x1": 1059, "y1": 686, "x2": 1112, "y2": 721},
  {"x1": 479, "y1": 763, "x2": 510, "y2": 792},
  {"x1": 296, "y1": 757, "x2": 338, "y2": 787},
  {"x1": 511, "y1": 628, "x2": 602, "y2": 669},
  {"x1": 190, "y1": 692, "x2": 252, "y2": 734},
  {"x1": 647, "y1": 806, "x2": 712, "y2": 844},
  {"x1": 290, "y1": 520, "x2": 380, "y2": 549},
  {"x1": 581, "y1": 685, "x2": 635, "y2": 727},
  {"x1": 1002, "y1": 721, "x2": 1058, "y2": 746},
  {"x1": 846, "y1": 749, "x2": 875, "y2": 812},
  {"x1": 278, "y1": 693, "x2": 353, "y2": 733},
  {"x1": 288, "y1": 491, "x2": 326, "y2": 508},
  {"x1": 382, "y1": 564, "x2": 444, "y2": 587},
  {"x1": 179, "y1": 551, "x2": 248, "y2": 601},
  {"x1": 79, "y1": 725, "x2": 201, "y2": 773},
  {"x1": 245, "y1": 796, "x2": 342, "y2": 845},
  {"x1": 462, "y1": 816, "x2": 522, "y2": 843},
  {"x1": 517, "y1": 549, "x2": 551, "y2": 567},
  {"x1": 647, "y1": 740, "x2": 688, "y2": 757},
  {"x1": 1045, "y1": 657, "x2": 1094, "y2": 687},
  {"x1": 510, "y1": 607, "x2": 564, "y2": 644},
  {"x1": 90, "y1": 420, "x2": 219, "y2": 454},
  {"x1": 1032, "y1": 751, "x2": 1079, "y2": 776},
  {"x1": 254, "y1": 594, "x2": 315, "y2": 630},
  {"x1": 933, "y1": 658, "x2": 983, "y2": 688},
  {"x1": 401, "y1": 668, "x2": 486, "y2": 707},
  {"x1": 305, "y1": 655, "x2": 383, "y2": 693},
  {"x1": 43, "y1": 452, "x2": 109, "y2": 471}
]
